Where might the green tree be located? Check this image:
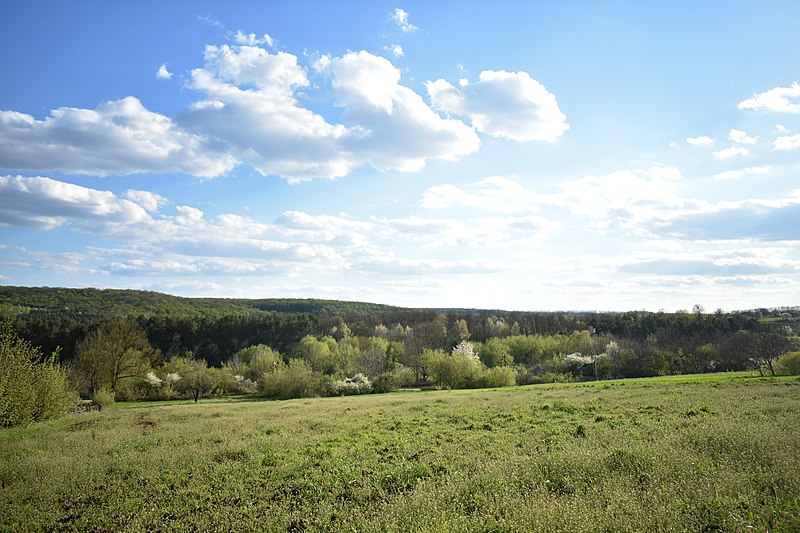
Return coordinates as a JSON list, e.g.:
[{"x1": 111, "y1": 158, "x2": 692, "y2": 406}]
[
  {"x1": 74, "y1": 319, "x2": 157, "y2": 394},
  {"x1": 0, "y1": 322, "x2": 77, "y2": 427},
  {"x1": 168, "y1": 355, "x2": 212, "y2": 402},
  {"x1": 422, "y1": 348, "x2": 484, "y2": 389},
  {"x1": 229, "y1": 344, "x2": 282, "y2": 381}
]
